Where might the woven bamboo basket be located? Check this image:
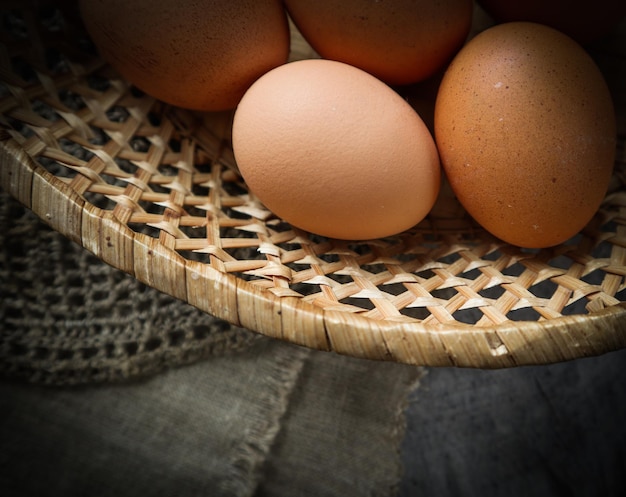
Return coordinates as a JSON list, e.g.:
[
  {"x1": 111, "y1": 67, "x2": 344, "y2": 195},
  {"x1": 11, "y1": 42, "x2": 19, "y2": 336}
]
[{"x1": 2, "y1": 1, "x2": 626, "y2": 368}]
